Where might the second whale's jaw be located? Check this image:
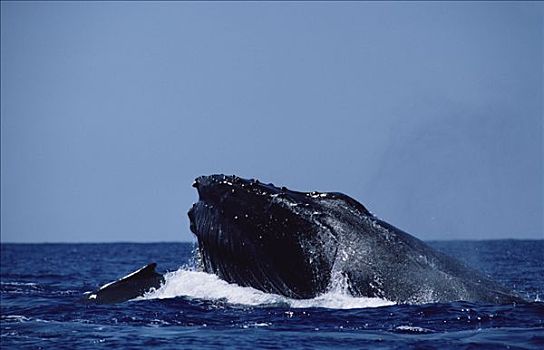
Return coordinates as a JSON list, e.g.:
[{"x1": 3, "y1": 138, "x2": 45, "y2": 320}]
[
  {"x1": 86, "y1": 263, "x2": 164, "y2": 304},
  {"x1": 188, "y1": 174, "x2": 336, "y2": 299}
]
